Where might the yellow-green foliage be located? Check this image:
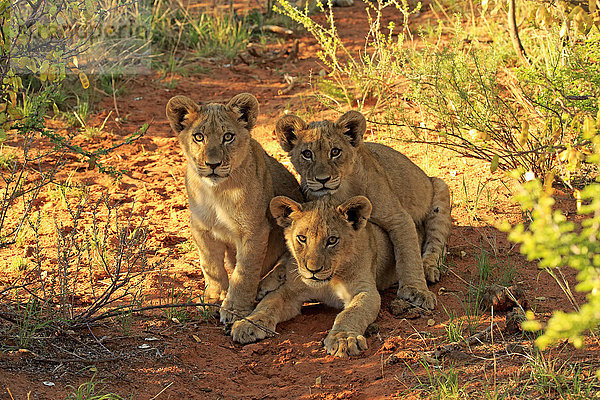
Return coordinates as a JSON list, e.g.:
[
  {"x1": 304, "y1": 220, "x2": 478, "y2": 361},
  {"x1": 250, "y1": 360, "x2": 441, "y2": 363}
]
[
  {"x1": 507, "y1": 119, "x2": 600, "y2": 352},
  {"x1": 0, "y1": 0, "x2": 101, "y2": 138}
]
